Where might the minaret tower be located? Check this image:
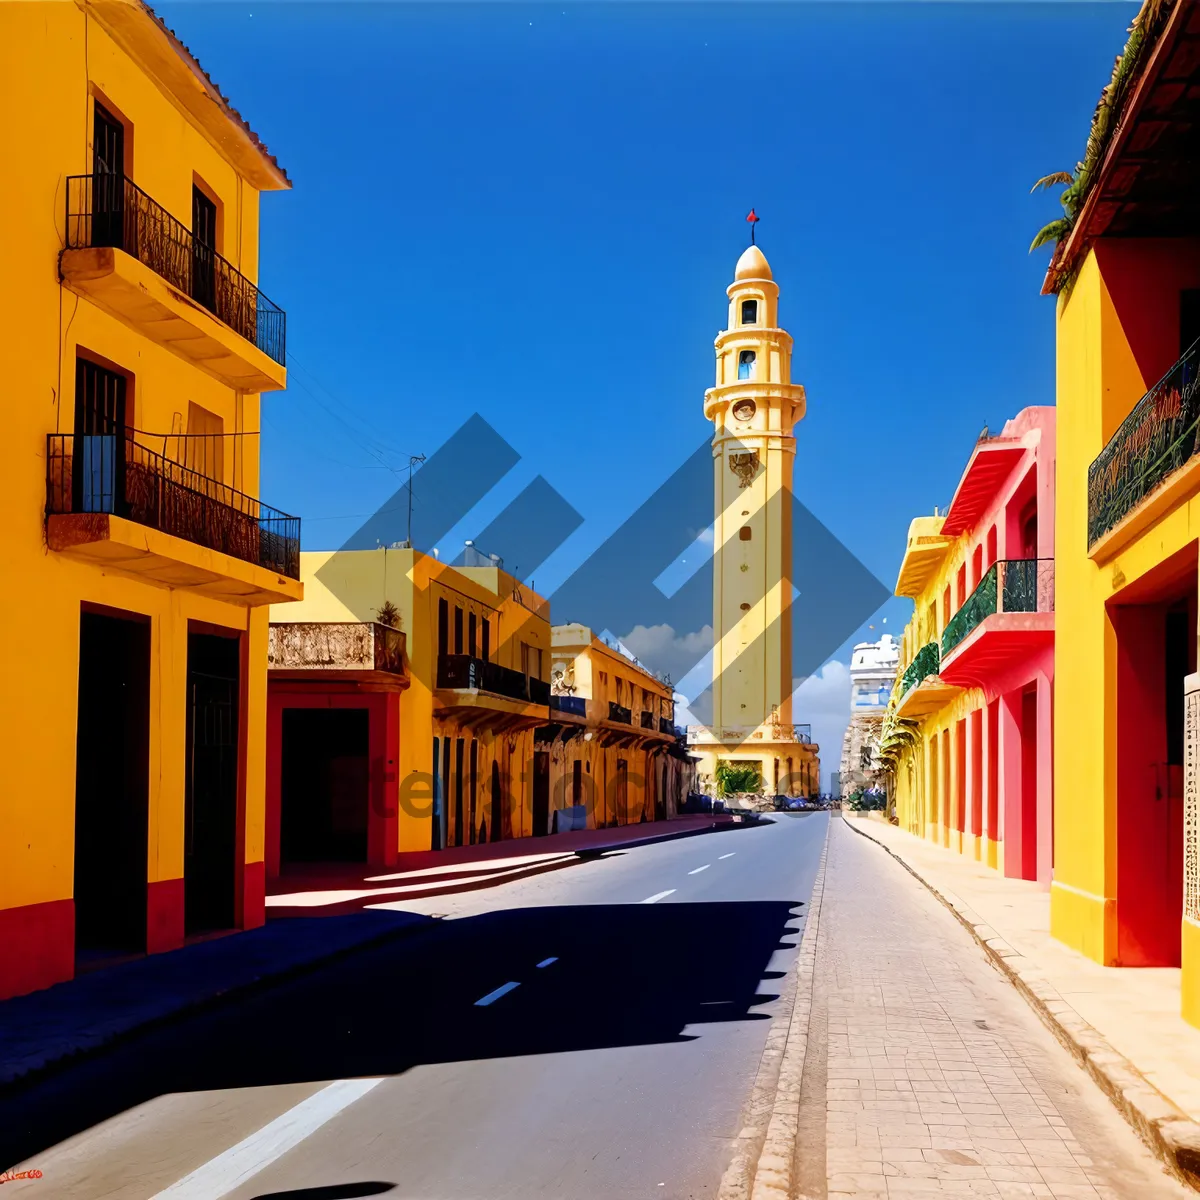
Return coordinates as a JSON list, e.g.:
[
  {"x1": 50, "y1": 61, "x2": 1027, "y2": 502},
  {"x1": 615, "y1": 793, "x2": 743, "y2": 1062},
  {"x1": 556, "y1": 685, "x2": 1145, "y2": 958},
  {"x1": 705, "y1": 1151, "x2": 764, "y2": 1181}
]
[{"x1": 689, "y1": 242, "x2": 819, "y2": 799}]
